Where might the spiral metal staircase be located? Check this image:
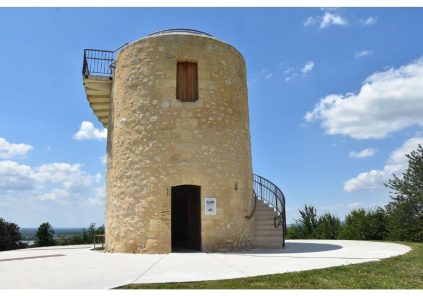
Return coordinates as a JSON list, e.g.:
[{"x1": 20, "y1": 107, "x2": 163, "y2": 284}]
[{"x1": 247, "y1": 174, "x2": 287, "y2": 248}]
